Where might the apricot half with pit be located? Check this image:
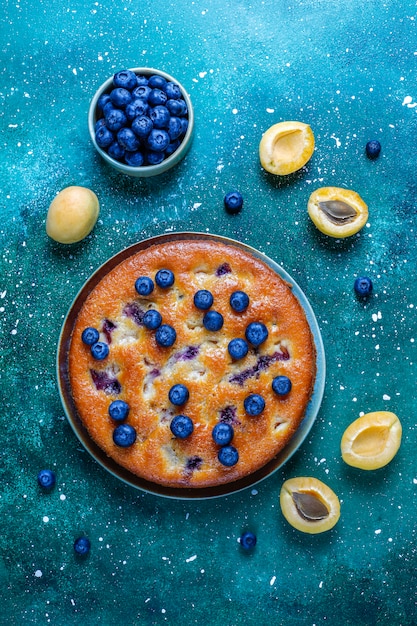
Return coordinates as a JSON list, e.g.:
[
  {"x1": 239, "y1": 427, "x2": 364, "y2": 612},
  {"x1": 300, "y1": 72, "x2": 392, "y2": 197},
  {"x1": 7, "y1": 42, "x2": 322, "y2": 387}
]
[
  {"x1": 259, "y1": 121, "x2": 315, "y2": 175},
  {"x1": 280, "y1": 477, "x2": 340, "y2": 534},
  {"x1": 46, "y1": 186, "x2": 100, "y2": 244},
  {"x1": 341, "y1": 411, "x2": 402, "y2": 470},
  {"x1": 307, "y1": 186, "x2": 368, "y2": 238}
]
